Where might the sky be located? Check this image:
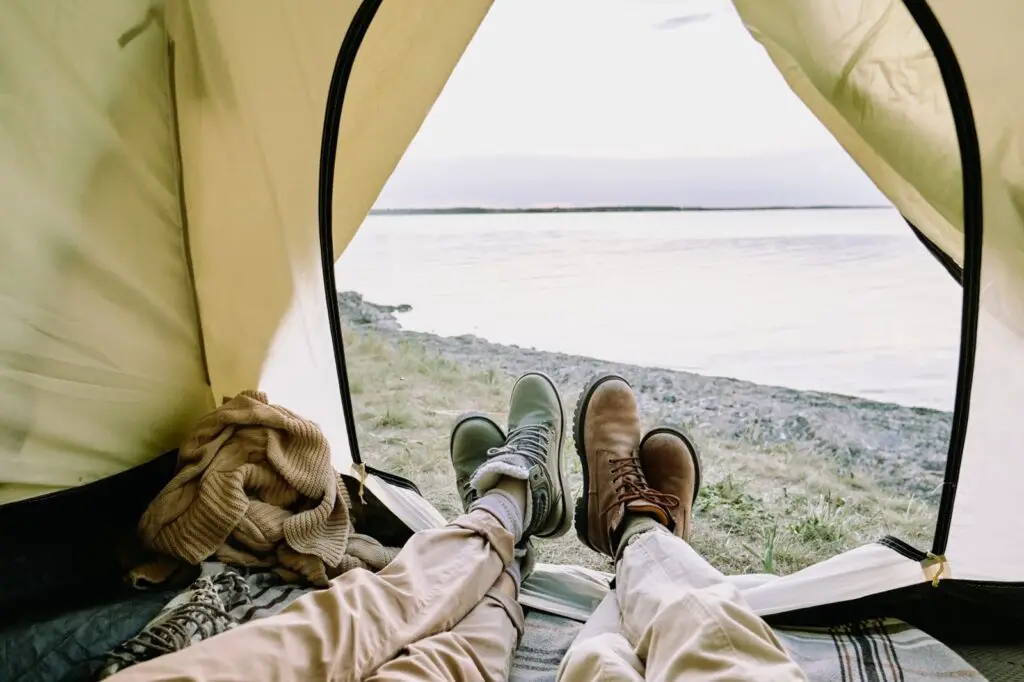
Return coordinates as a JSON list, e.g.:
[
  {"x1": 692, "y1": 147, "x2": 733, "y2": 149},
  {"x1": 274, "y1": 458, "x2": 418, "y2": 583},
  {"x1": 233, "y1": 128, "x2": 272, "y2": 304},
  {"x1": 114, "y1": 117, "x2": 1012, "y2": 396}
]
[{"x1": 399, "y1": 0, "x2": 842, "y2": 163}]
